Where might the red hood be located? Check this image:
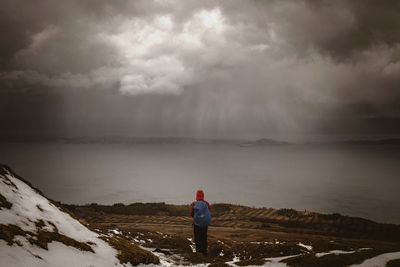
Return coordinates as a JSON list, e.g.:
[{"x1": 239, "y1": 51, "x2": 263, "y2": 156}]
[{"x1": 196, "y1": 190, "x2": 204, "y2": 201}]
